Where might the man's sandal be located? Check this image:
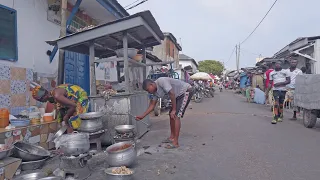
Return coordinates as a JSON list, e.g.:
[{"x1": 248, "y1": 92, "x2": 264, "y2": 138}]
[
  {"x1": 165, "y1": 143, "x2": 179, "y2": 149},
  {"x1": 162, "y1": 138, "x2": 173, "y2": 143}
]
